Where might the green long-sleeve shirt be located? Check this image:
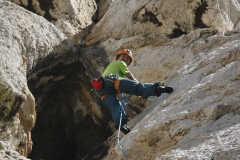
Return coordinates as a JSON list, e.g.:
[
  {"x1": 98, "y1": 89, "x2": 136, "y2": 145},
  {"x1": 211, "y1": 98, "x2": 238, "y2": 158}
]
[{"x1": 102, "y1": 60, "x2": 130, "y2": 78}]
